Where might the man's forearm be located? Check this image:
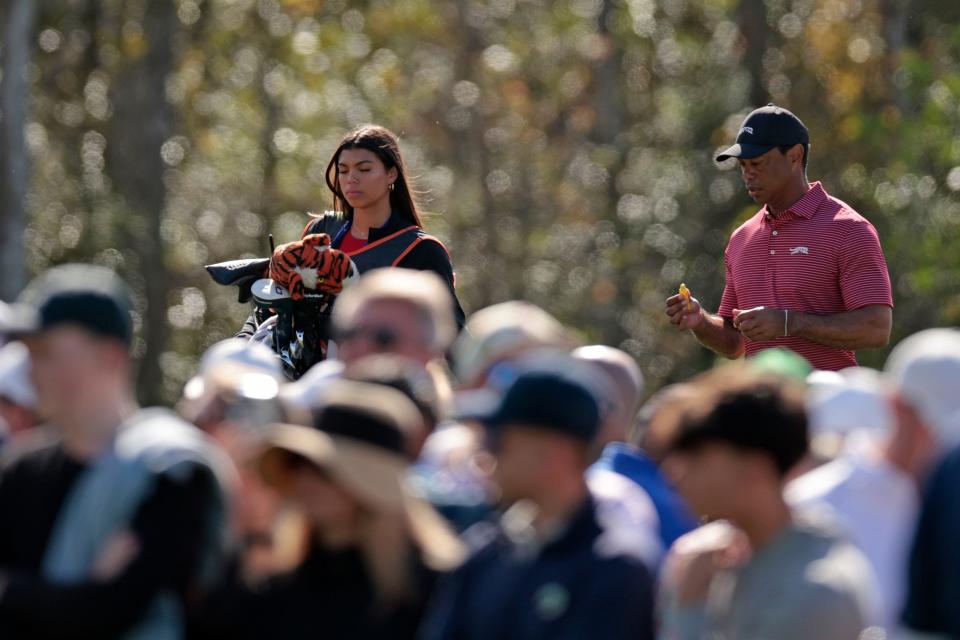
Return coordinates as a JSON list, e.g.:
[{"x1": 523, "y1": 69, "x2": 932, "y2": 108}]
[
  {"x1": 789, "y1": 305, "x2": 891, "y2": 349},
  {"x1": 692, "y1": 313, "x2": 745, "y2": 359}
]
